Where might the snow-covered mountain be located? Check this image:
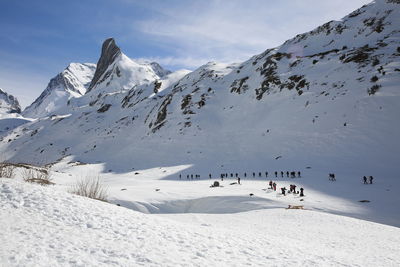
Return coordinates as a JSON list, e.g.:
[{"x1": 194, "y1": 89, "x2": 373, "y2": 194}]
[
  {"x1": 22, "y1": 39, "x2": 173, "y2": 119},
  {"x1": 0, "y1": 88, "x2": 21, "y2": 115},
  {"x1": 0, "y1": 88, "x2": 30, "y2": 135},
  {"x1": 22, "y1": 63, "x2": 96, "y2": 118},
  {"x1": 86, "y1": 38, "x2": 171, "y2": 96},
  {"x1": 1, "y1": 0, "x2": 399, "y2": 177}
]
